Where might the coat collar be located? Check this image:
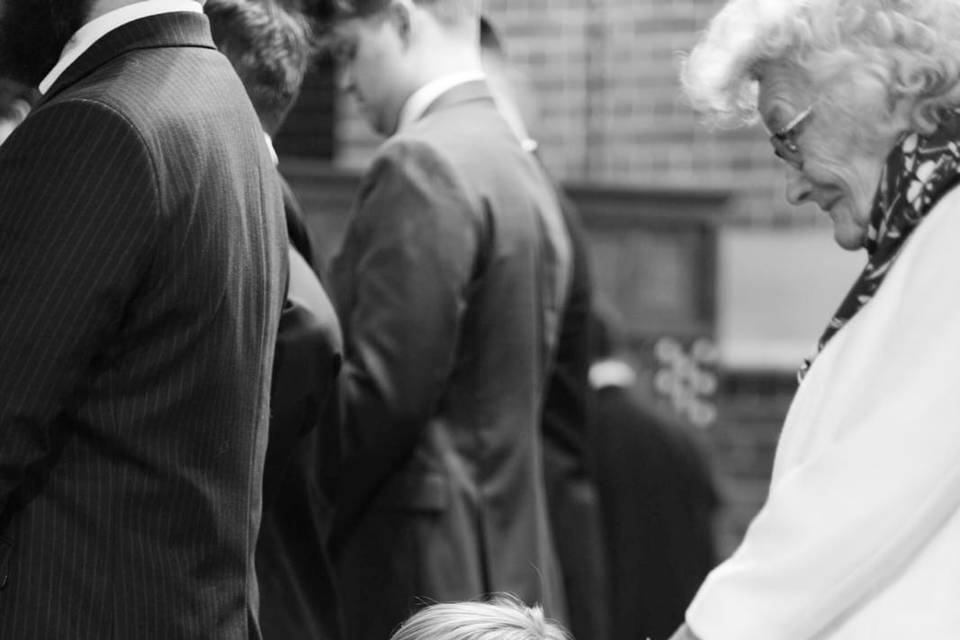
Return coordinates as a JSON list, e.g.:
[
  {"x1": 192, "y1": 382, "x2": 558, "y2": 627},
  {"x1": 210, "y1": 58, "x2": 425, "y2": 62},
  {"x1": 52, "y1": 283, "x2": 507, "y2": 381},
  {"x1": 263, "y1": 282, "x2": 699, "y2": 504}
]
[
  {"x1": 38, "y1": 11, "x2": 216, "y2": 107},
  {"x1": 417, "y1": 79, "x2": 496, "y2": 123}
]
